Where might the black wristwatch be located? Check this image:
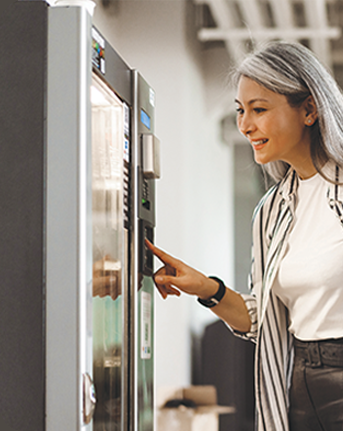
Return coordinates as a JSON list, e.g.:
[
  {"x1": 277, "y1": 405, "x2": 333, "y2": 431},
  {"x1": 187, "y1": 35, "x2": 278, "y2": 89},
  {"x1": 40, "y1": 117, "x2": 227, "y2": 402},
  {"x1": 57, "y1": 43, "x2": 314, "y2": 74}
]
[{"x1": 197, "y1": 276, "x2": 226, "y2": 308}]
